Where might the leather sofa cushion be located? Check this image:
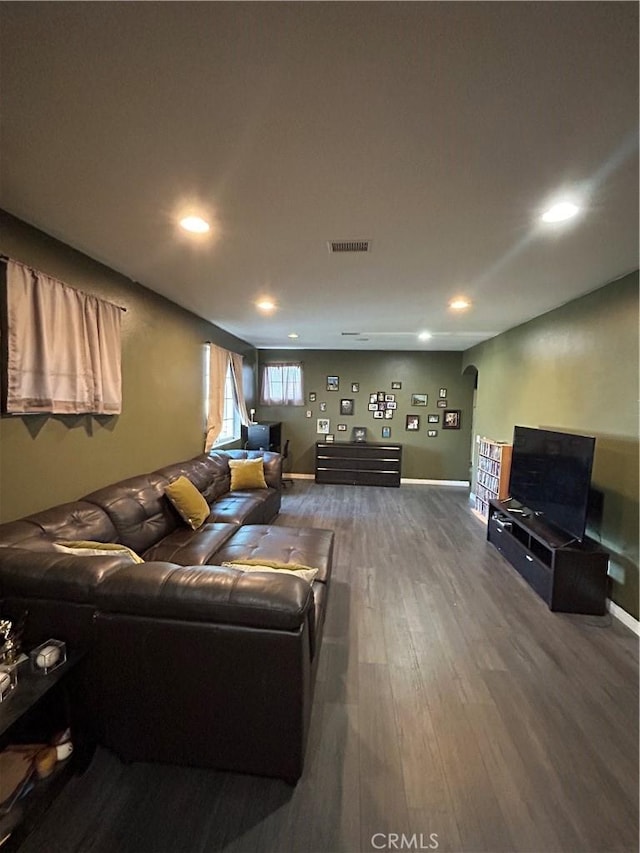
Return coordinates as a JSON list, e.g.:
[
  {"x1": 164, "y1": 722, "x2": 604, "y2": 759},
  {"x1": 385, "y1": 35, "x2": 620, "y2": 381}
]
[
  {"x1": 206, "y1": 492, "x2": 275, "y2": 526},
  {"x1": 0, "y1": 519, "x2": 56, "y2": 551},
  {"x1": 25, "y1": 501, "x2": 119, "y2": 545},
  {"x1": 95, "y1": 562, "x2": 313, "y2": 631},
  {"x1": 142, "y1": 523, "x2": 238, "y2": 565},
  {"x1": 154, "y1": 455, "x2": 228, "y2": 503},
  {"x1": 0, "y1": 547, "x2": 131, "y2": 603},
  {"x1": 212, "y1": 525, "x2": 334, "y2": 584},
  {"x1": 84, "y1": 472, "x2": 179, "y2": 554}
]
